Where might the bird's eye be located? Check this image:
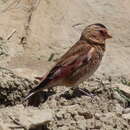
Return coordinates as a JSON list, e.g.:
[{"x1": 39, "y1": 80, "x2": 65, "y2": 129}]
[
  {"x1": 99, "y1": 30, "x2": 104, "y2": 34},
  {"x1": 99, "y1": 30, "x2": 107, "y2": 36}
]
